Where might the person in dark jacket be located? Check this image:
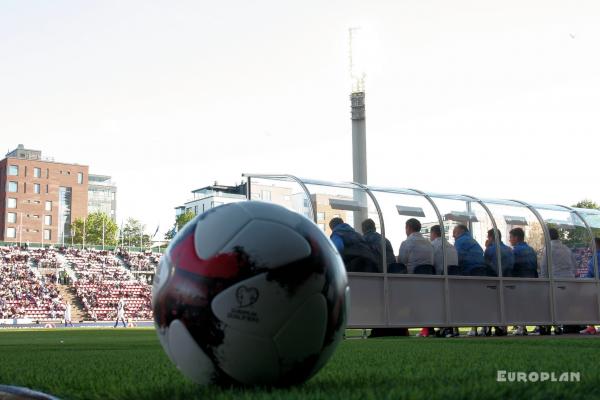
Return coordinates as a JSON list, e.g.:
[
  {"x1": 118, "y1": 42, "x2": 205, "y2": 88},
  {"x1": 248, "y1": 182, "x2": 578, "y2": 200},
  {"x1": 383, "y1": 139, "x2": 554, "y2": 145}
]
[
  {"x1": 452, "y1": 224, "x2": 485, "y2": 275},
  {"x1": 584, "y1": 238, "x2": 600, "y2": 278},
  {"x1": 509, "y1": 227, "x2": 538, "y2": 277},
  {"x1": 329, "y1": 217, "x2": 378, "y2": 273},
  {"x1": 508, "y1": 227, "x2": 538, "y2": 336},
  {"x1": 485, "y1": 228, "x2": 514, "y2": 277},
  {"x1": 361, "y1": 218, "x2": 394, "y2": 272}
]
